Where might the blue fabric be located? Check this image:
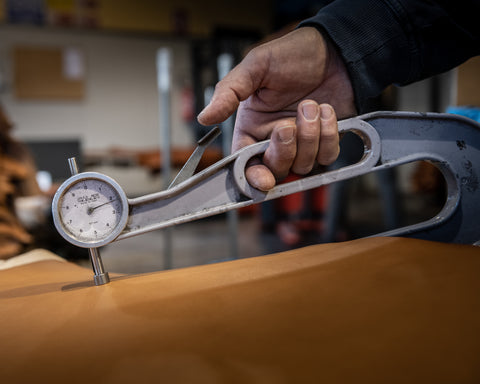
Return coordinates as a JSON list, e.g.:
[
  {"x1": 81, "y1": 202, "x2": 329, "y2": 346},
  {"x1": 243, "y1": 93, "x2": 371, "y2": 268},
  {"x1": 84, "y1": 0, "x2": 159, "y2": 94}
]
[{"x1": 447, "y1": 106, "x2": 480, "y2": 123}]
